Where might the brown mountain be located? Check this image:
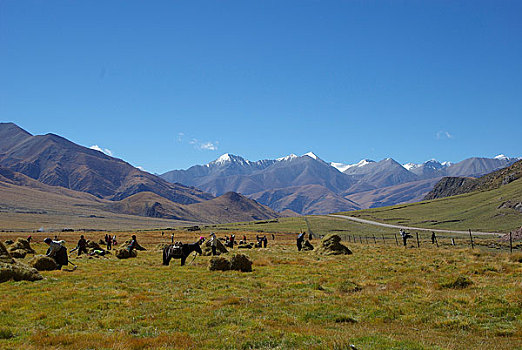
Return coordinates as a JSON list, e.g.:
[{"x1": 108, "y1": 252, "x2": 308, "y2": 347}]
[
  {"x1": 424, "y1": 159, "x2": 522, "y2": 200},
  {"x1": 0, "y1": 123, "x2": 212, "y2": 204},
  {"x1": 249, "y1": 184, "x2": 360, "y2": 215},
  {"x1": 0, "y1": 167, "x2": 279, "y2": 230},
  {"x1": 345, "y1": 178, "x2": 441, "y2": 209},
  {"x1": 110, "y1": 191, "x2": 278, "y2": 224}
]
